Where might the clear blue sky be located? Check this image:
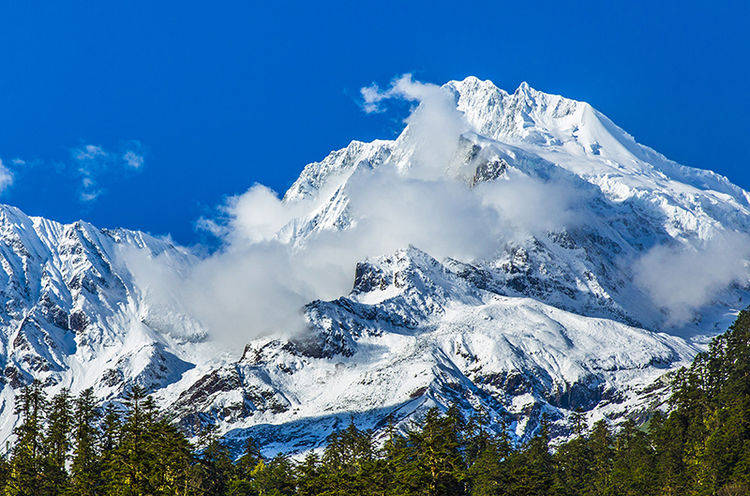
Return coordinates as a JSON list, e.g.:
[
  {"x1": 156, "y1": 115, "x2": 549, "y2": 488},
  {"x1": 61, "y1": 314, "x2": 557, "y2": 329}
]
[{"x1": 1, "y1": 0, "x2": 748, "y2": 244}]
